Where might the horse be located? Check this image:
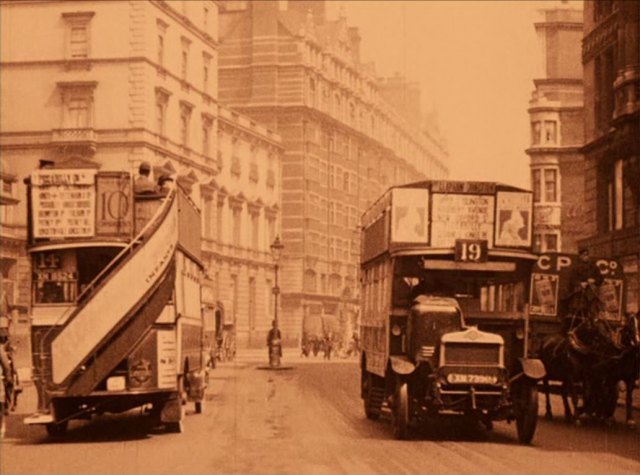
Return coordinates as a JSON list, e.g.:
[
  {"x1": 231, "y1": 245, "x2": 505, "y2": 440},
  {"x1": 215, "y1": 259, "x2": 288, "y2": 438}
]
[
  {"x1": 539, "y1": 293, "x2": 620, "y2": 424},
  {"x1": 605, "y1": 313, "x2": 640, "y2": 428},
  {"x1": 539, "y1": 330, "x2": 591, "y2": 423}
]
